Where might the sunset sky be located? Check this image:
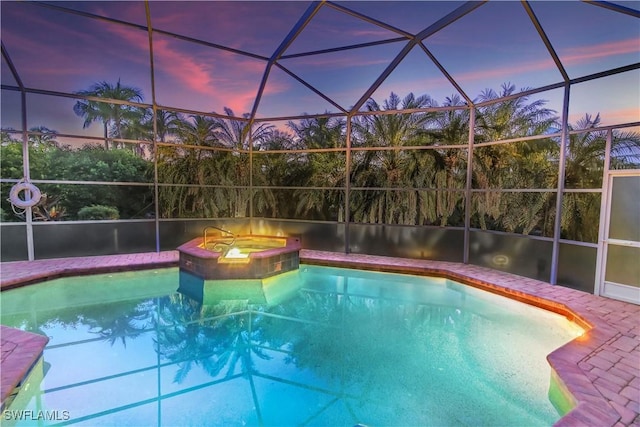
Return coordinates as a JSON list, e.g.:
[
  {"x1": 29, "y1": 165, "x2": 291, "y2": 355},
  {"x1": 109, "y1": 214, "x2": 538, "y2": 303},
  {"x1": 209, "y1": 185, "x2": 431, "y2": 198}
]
[{"x1": 1, "y1": 1, "x2": 638, "y2": 138}]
